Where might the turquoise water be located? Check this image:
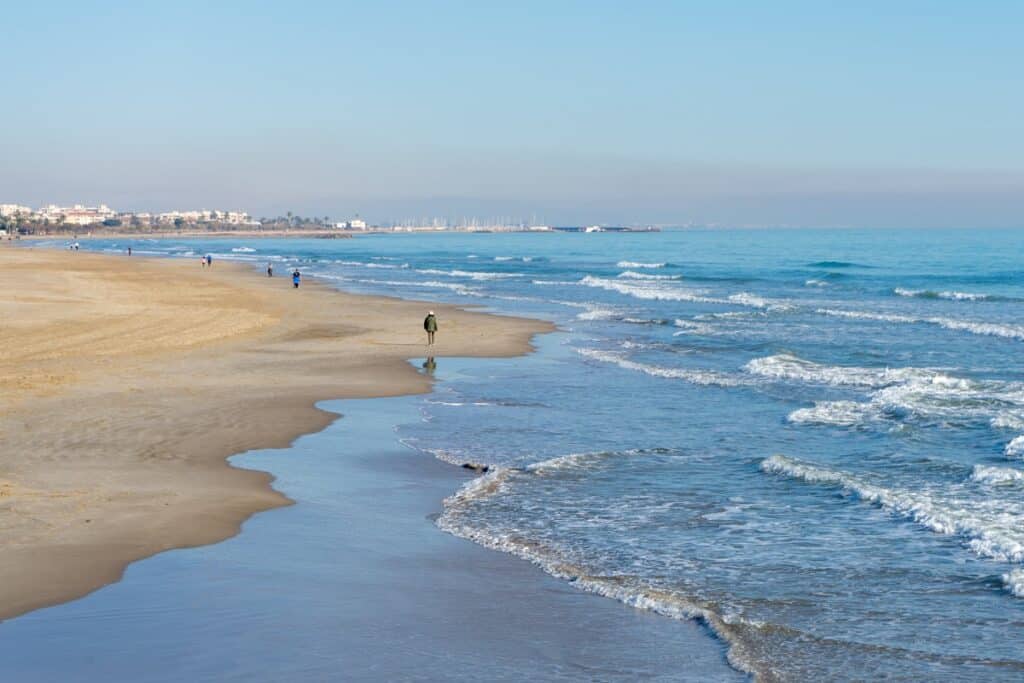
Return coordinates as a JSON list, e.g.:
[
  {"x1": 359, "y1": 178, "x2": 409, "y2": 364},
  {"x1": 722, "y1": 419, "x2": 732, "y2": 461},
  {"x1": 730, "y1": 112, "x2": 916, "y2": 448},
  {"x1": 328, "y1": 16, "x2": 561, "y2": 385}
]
[{"x1": 57, "y1": 230, "x2": 1024, "y2": 679}]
